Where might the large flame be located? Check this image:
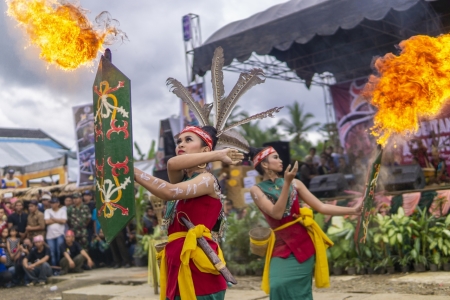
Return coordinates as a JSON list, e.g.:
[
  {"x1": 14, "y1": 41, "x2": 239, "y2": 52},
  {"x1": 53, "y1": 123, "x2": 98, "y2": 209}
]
[
  {"x1": 6, "y1": 0, "x2": 124, "y2": 70},
  {"x1": 363, "y1": 34, "x2": 450, "y2": 146}
]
